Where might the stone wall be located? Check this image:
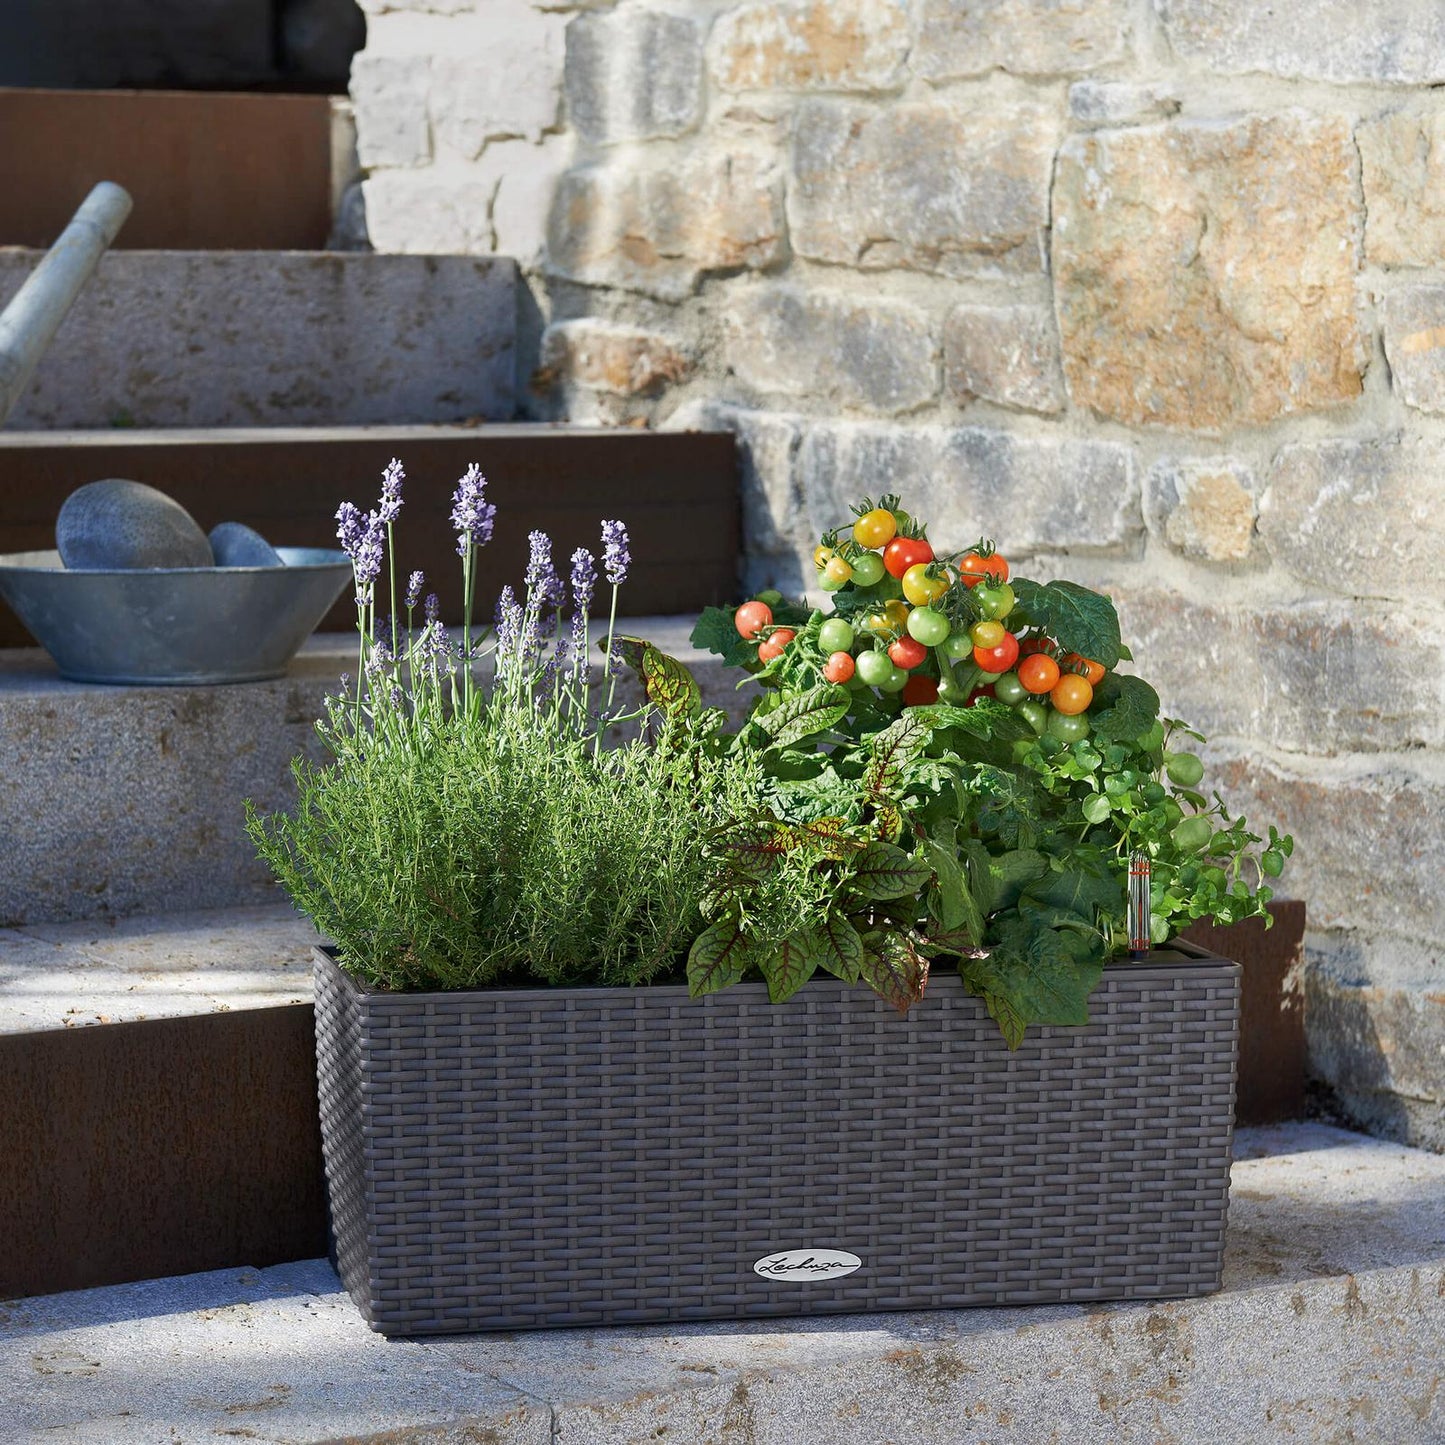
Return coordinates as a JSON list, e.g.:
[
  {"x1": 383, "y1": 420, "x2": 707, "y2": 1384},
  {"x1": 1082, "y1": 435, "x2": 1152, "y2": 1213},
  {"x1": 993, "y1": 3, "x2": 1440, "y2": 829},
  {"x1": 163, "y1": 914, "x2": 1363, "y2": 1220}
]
[{"x1": 349, "y1": 0, "x2": 1445, "y2": 1149}]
